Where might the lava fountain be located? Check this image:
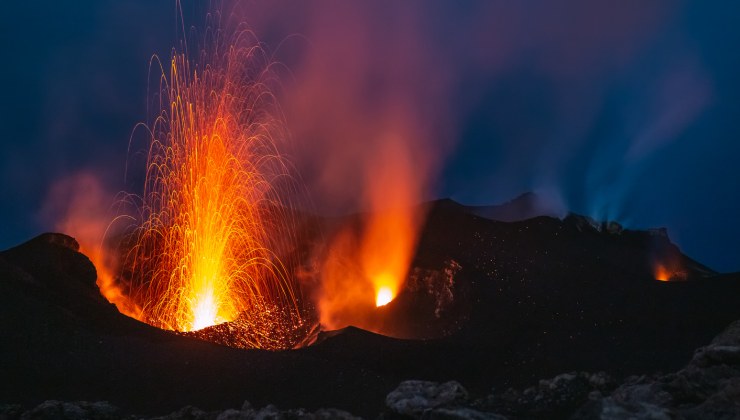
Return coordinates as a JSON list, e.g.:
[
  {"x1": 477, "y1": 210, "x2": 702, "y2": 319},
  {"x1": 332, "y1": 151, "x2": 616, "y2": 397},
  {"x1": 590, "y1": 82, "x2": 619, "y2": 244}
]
[{"x1": 114, "y1": 15, "x2": 308, "y2": 349}]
